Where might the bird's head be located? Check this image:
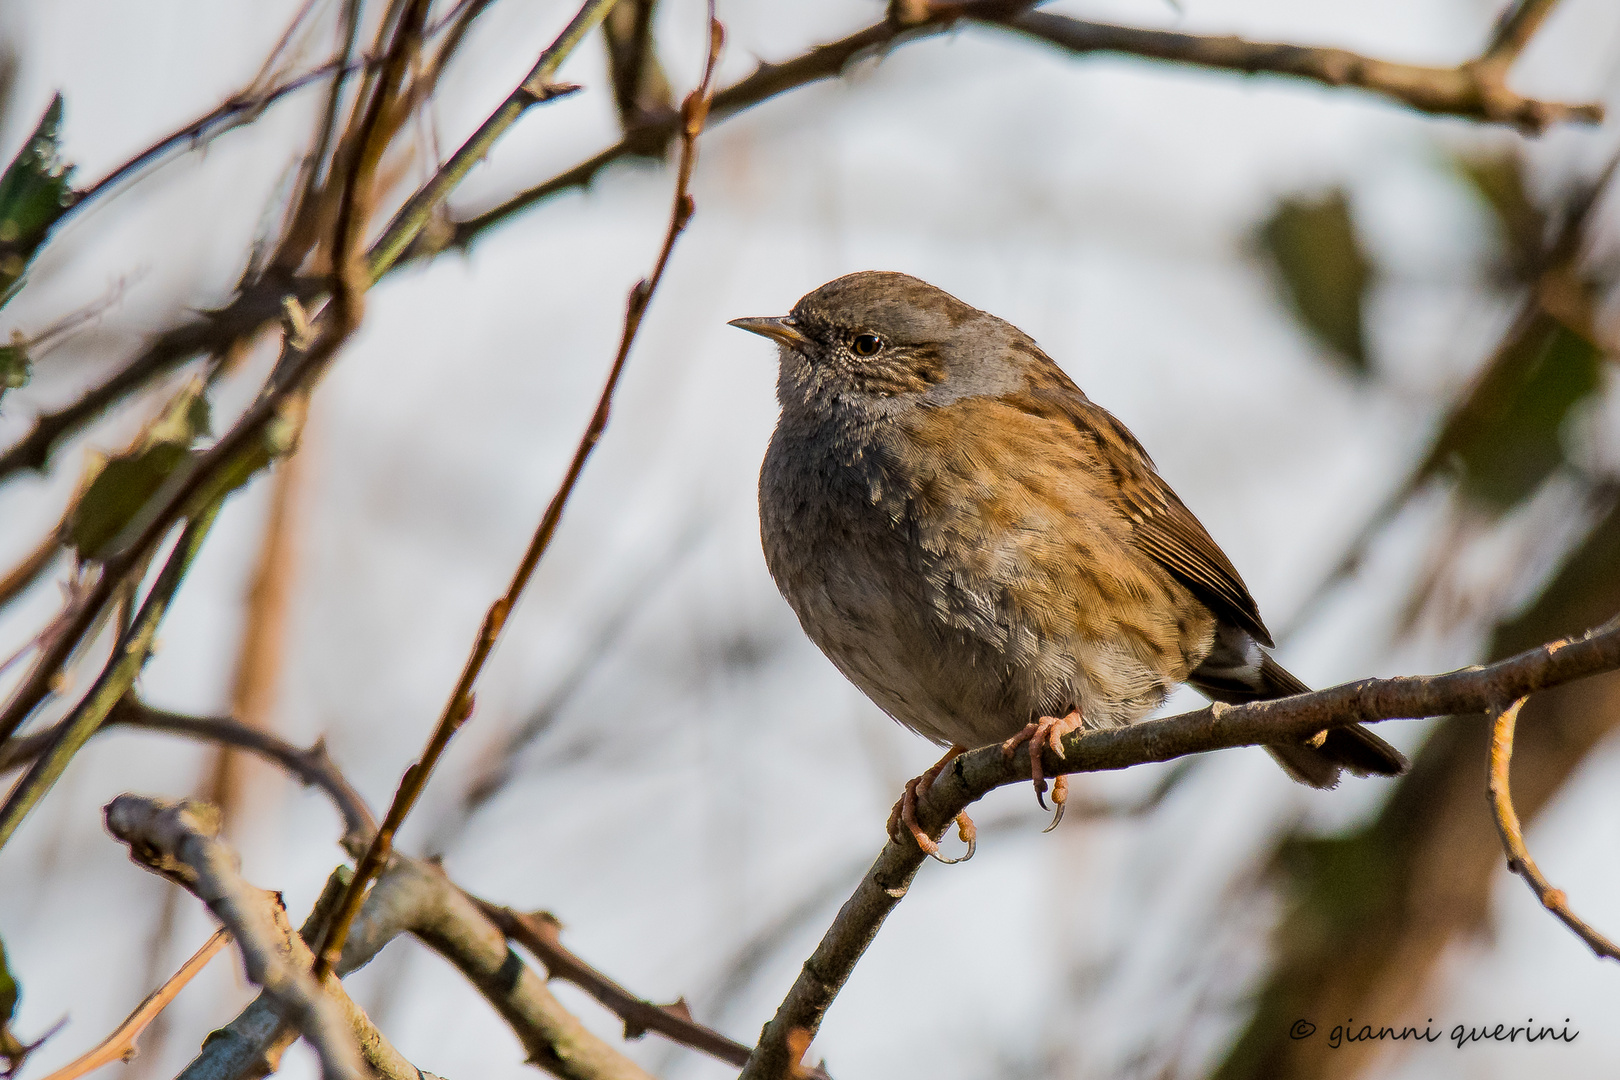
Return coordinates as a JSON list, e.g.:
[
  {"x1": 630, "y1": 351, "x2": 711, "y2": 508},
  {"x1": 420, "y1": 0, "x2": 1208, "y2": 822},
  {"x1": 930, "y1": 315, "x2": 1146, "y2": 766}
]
[{"x1": 729, "y1": 271, "x2": 1032, "y2": 418}]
